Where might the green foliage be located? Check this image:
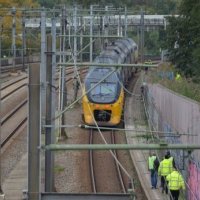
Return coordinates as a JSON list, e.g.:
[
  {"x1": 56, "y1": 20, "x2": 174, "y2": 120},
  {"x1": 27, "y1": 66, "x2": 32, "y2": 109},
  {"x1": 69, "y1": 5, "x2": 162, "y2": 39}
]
[
  {"x1": 36, "y1": 0, "x2": 180, "y2": 13},
  {"x1": 54, "y1": 165, "x2": 65, "y2": 173},
  {"x1": 127, "y1": 0, "x2": 180, "y2": 14},
  {"x1": 145, "y1": 31, "x2": 160, "y2": 55},
  {"x1": 164, "y1": 0, "x2": 200, "y2": 79},
  {"x1": 37, "y1": 0, "x2": 58, "y2": 8},
  {"x1": 151, "y1": 63, "x2": 200, "y2": 102},
  {"x1": 0, "y1": 0, "x2": 39, "y2": 56}
]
